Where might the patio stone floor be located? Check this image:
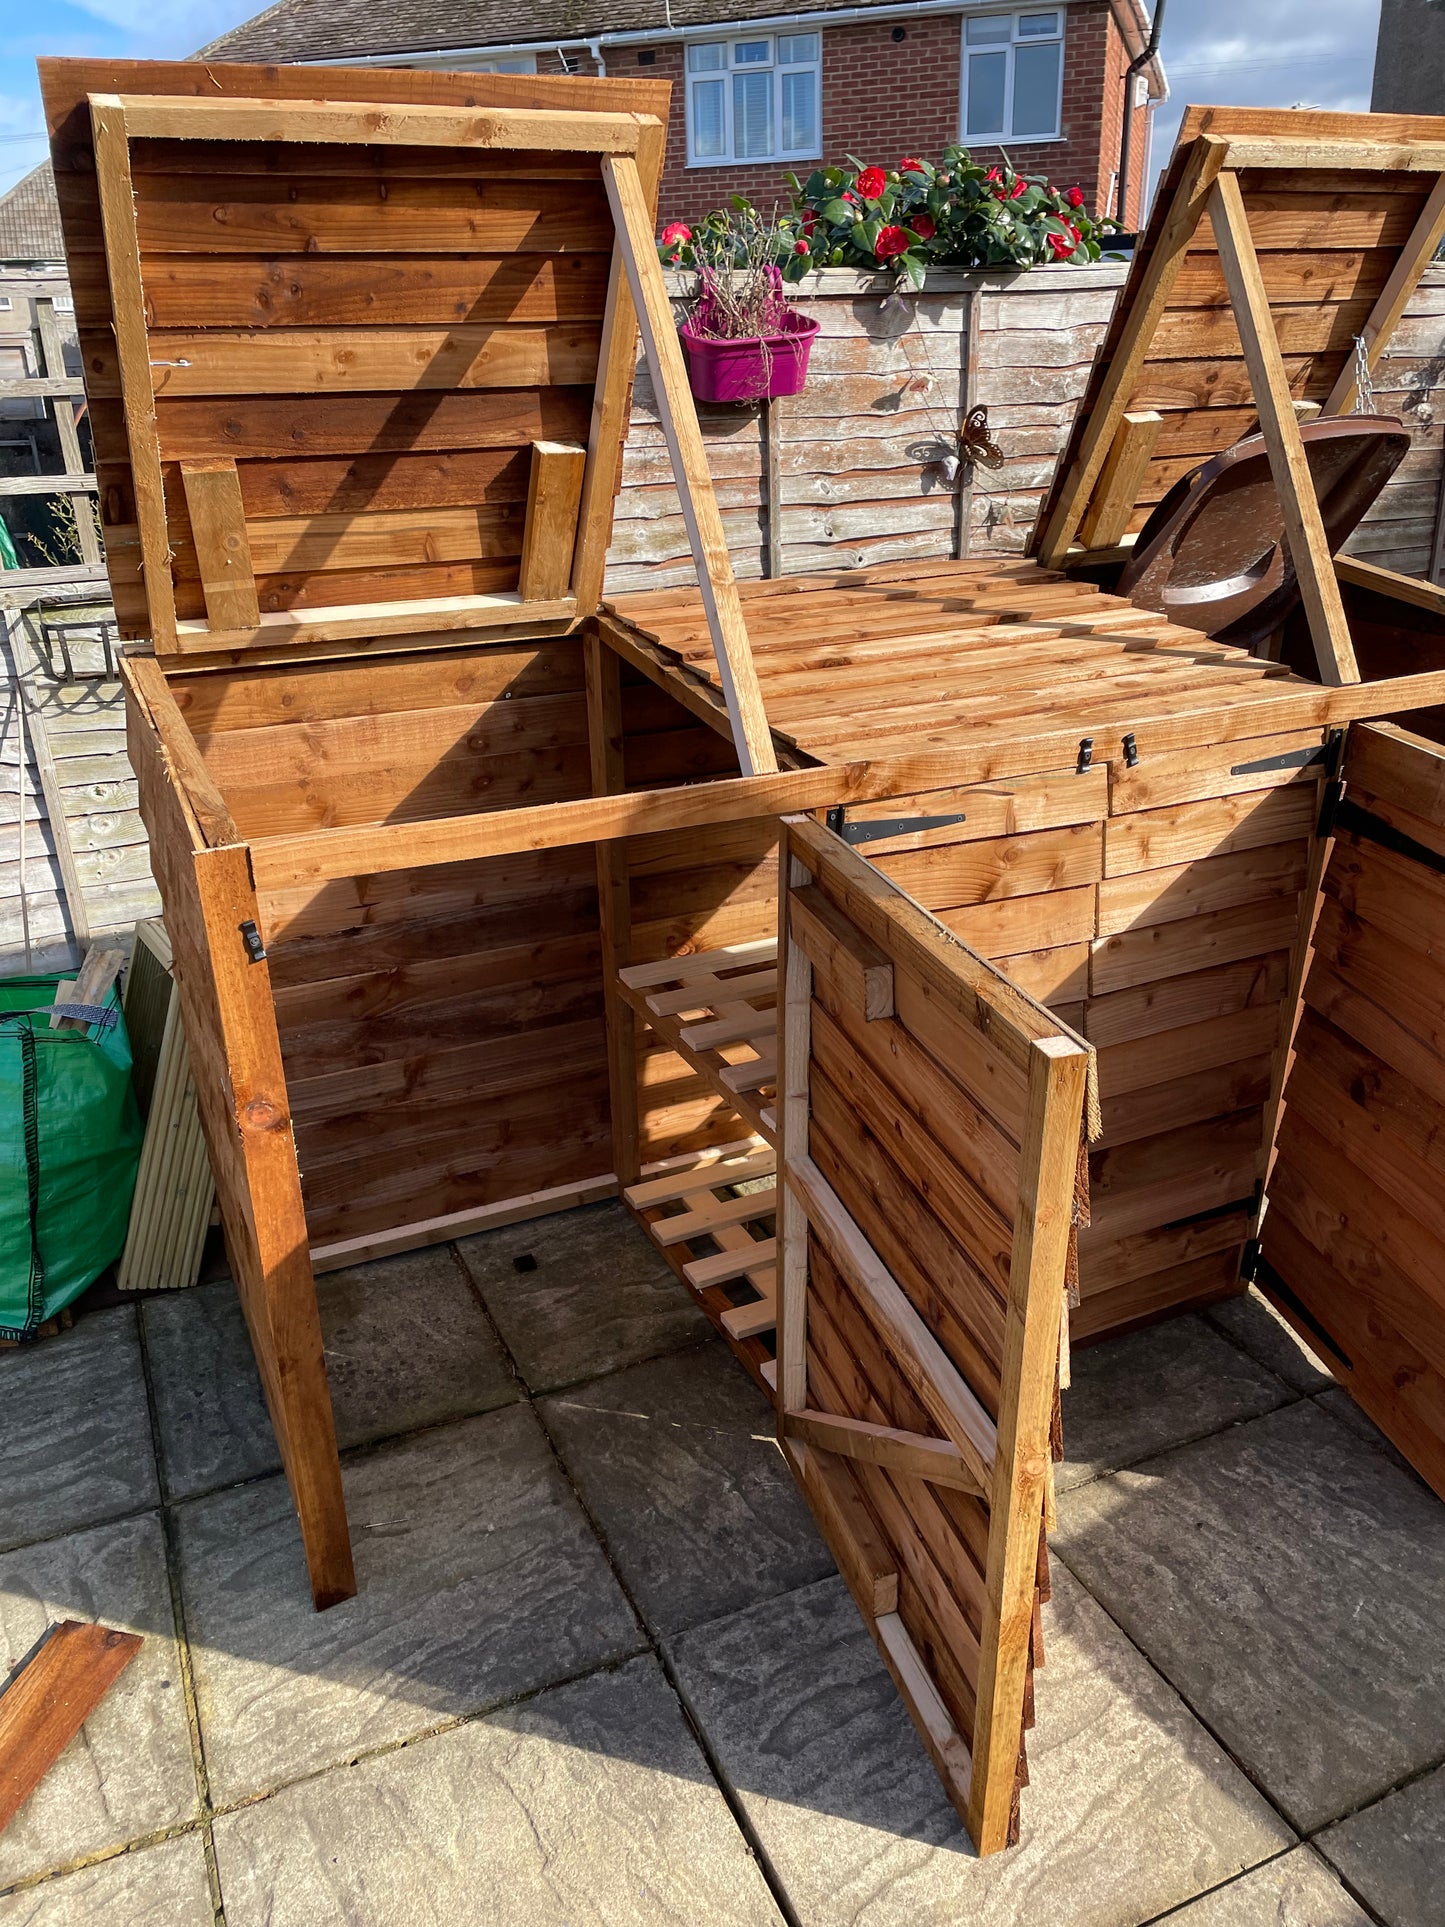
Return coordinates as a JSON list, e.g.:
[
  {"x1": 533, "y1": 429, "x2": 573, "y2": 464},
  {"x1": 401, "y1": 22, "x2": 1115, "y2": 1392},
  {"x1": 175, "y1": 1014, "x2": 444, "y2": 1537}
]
[{"x1": 0, "y1": 1204, "x2": 1440, "y2": 1925}]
